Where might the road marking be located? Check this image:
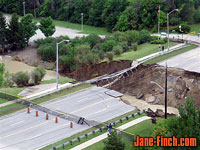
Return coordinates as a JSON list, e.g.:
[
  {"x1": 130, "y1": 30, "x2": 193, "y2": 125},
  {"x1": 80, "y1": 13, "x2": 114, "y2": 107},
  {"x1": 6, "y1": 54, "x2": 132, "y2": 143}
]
[
  {"x1": 9, "y1": 120, "x2": 24, "y2": 127},
  {"x1": 85, "y1": 108, "x2": 107, "y2": 118},
  {"x1": 77, "y1": 97, "x2": 89, "y2": 103},
  {"x1": 0, "y1": 119, "x2": 53, "y2": 140},
  {"x1": 71, "y1": 97, "x2": 113, "y2": 114}
]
